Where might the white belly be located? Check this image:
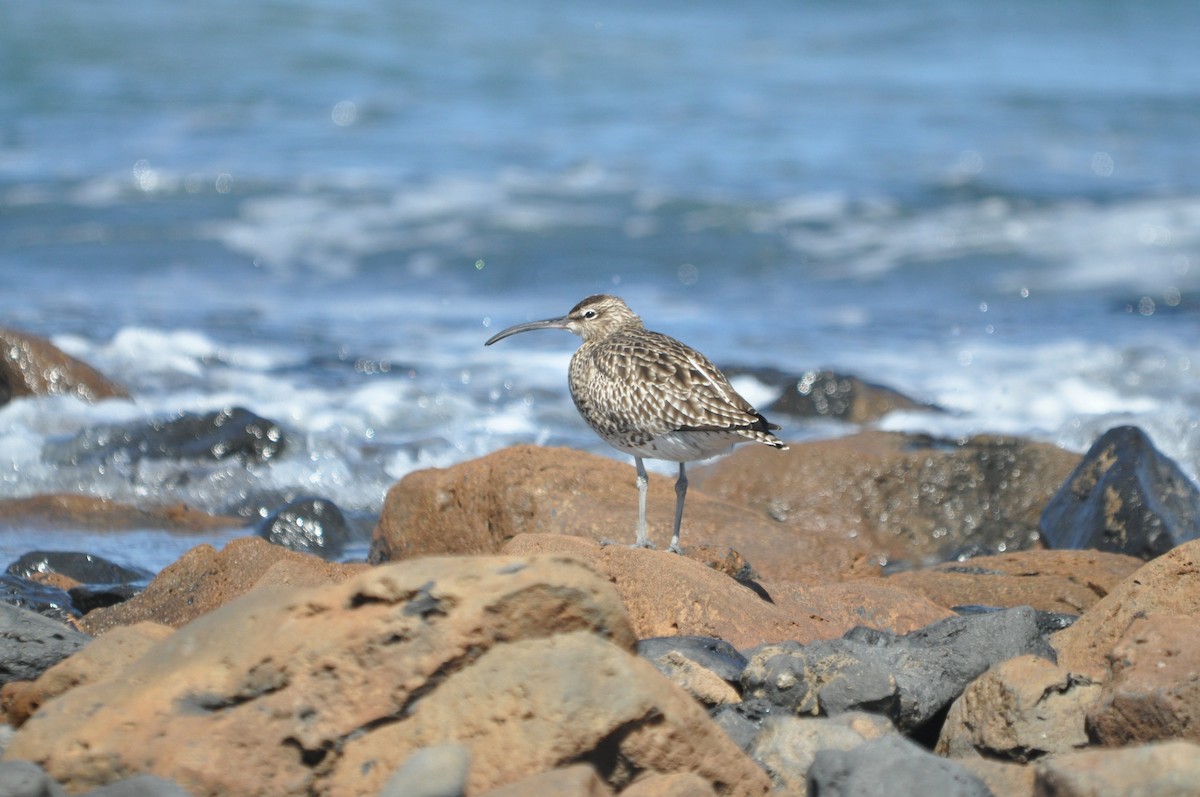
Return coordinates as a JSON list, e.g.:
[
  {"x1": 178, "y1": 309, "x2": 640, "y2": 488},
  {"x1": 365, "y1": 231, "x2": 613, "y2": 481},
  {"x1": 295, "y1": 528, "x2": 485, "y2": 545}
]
[{"x1": 607, "y1": 430, "x2": 742, "y2": 463}]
